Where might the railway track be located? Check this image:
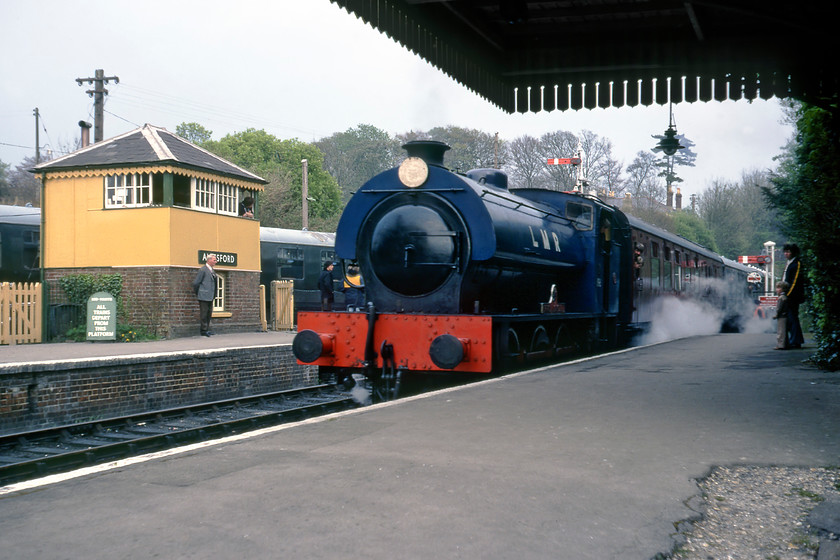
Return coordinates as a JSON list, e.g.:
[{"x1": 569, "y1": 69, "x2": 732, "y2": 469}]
[{"x1": 0, "y1": 385, "x2": 357, "y2": 486}]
